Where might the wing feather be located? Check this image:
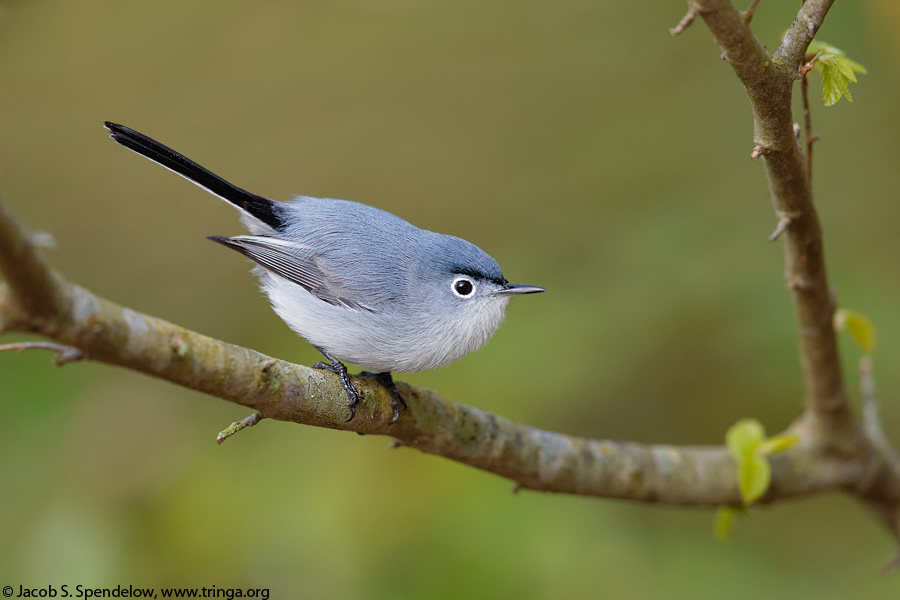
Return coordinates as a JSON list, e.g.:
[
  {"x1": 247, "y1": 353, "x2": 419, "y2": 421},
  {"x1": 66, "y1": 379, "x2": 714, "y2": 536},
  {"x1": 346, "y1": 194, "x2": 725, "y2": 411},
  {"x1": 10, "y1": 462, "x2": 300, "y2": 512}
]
[{"x1": 208, "y1": 235, "x2": 374, "y2": 311}]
